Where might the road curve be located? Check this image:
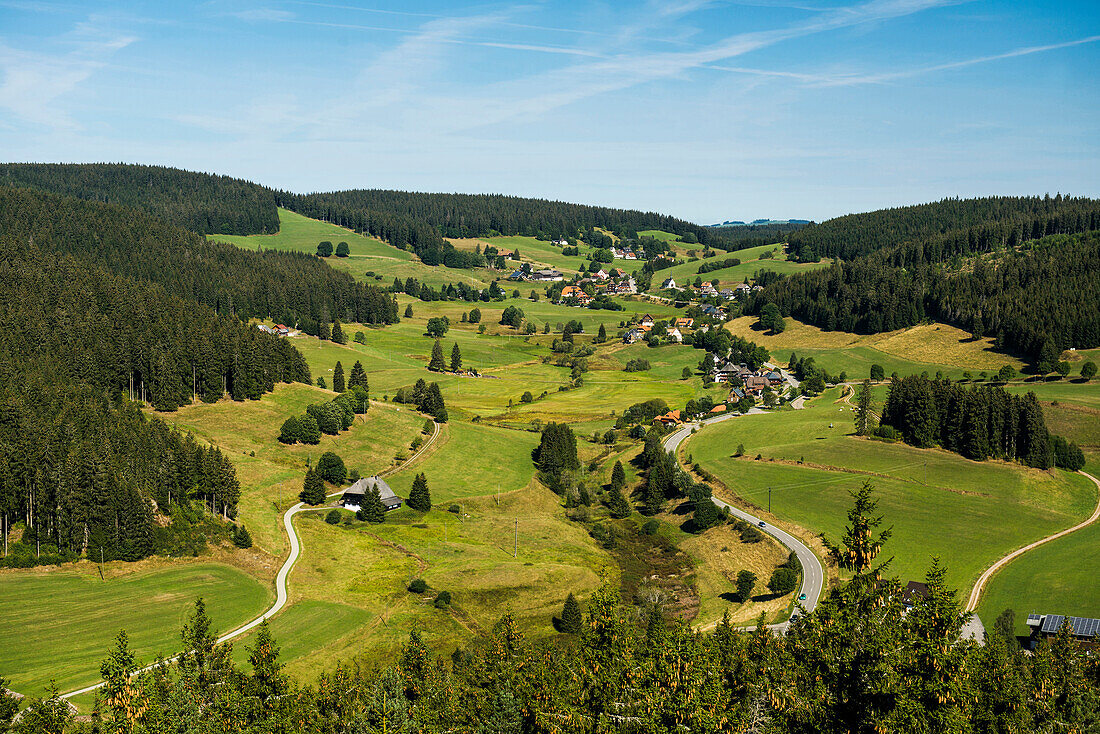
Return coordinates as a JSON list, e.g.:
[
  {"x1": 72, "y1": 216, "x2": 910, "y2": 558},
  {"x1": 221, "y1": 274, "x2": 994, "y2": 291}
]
[
  {"x1": 61, "y1": 418, "x2": 442, "y2": 700},
  {"x1": 663, "y1": 411, "x2": 826, "y2": 632},
  {"x1": 965, "y1": 469, "x2": 1100, "y2": 613}
]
